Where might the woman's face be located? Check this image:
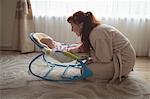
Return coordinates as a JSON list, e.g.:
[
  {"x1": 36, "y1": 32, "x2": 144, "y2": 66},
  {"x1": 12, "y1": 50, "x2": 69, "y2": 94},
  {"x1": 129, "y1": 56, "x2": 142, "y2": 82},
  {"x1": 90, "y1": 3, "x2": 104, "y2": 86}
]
[{"x1": 70, "y1": 22, "x2": 83, "y2": 37}]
